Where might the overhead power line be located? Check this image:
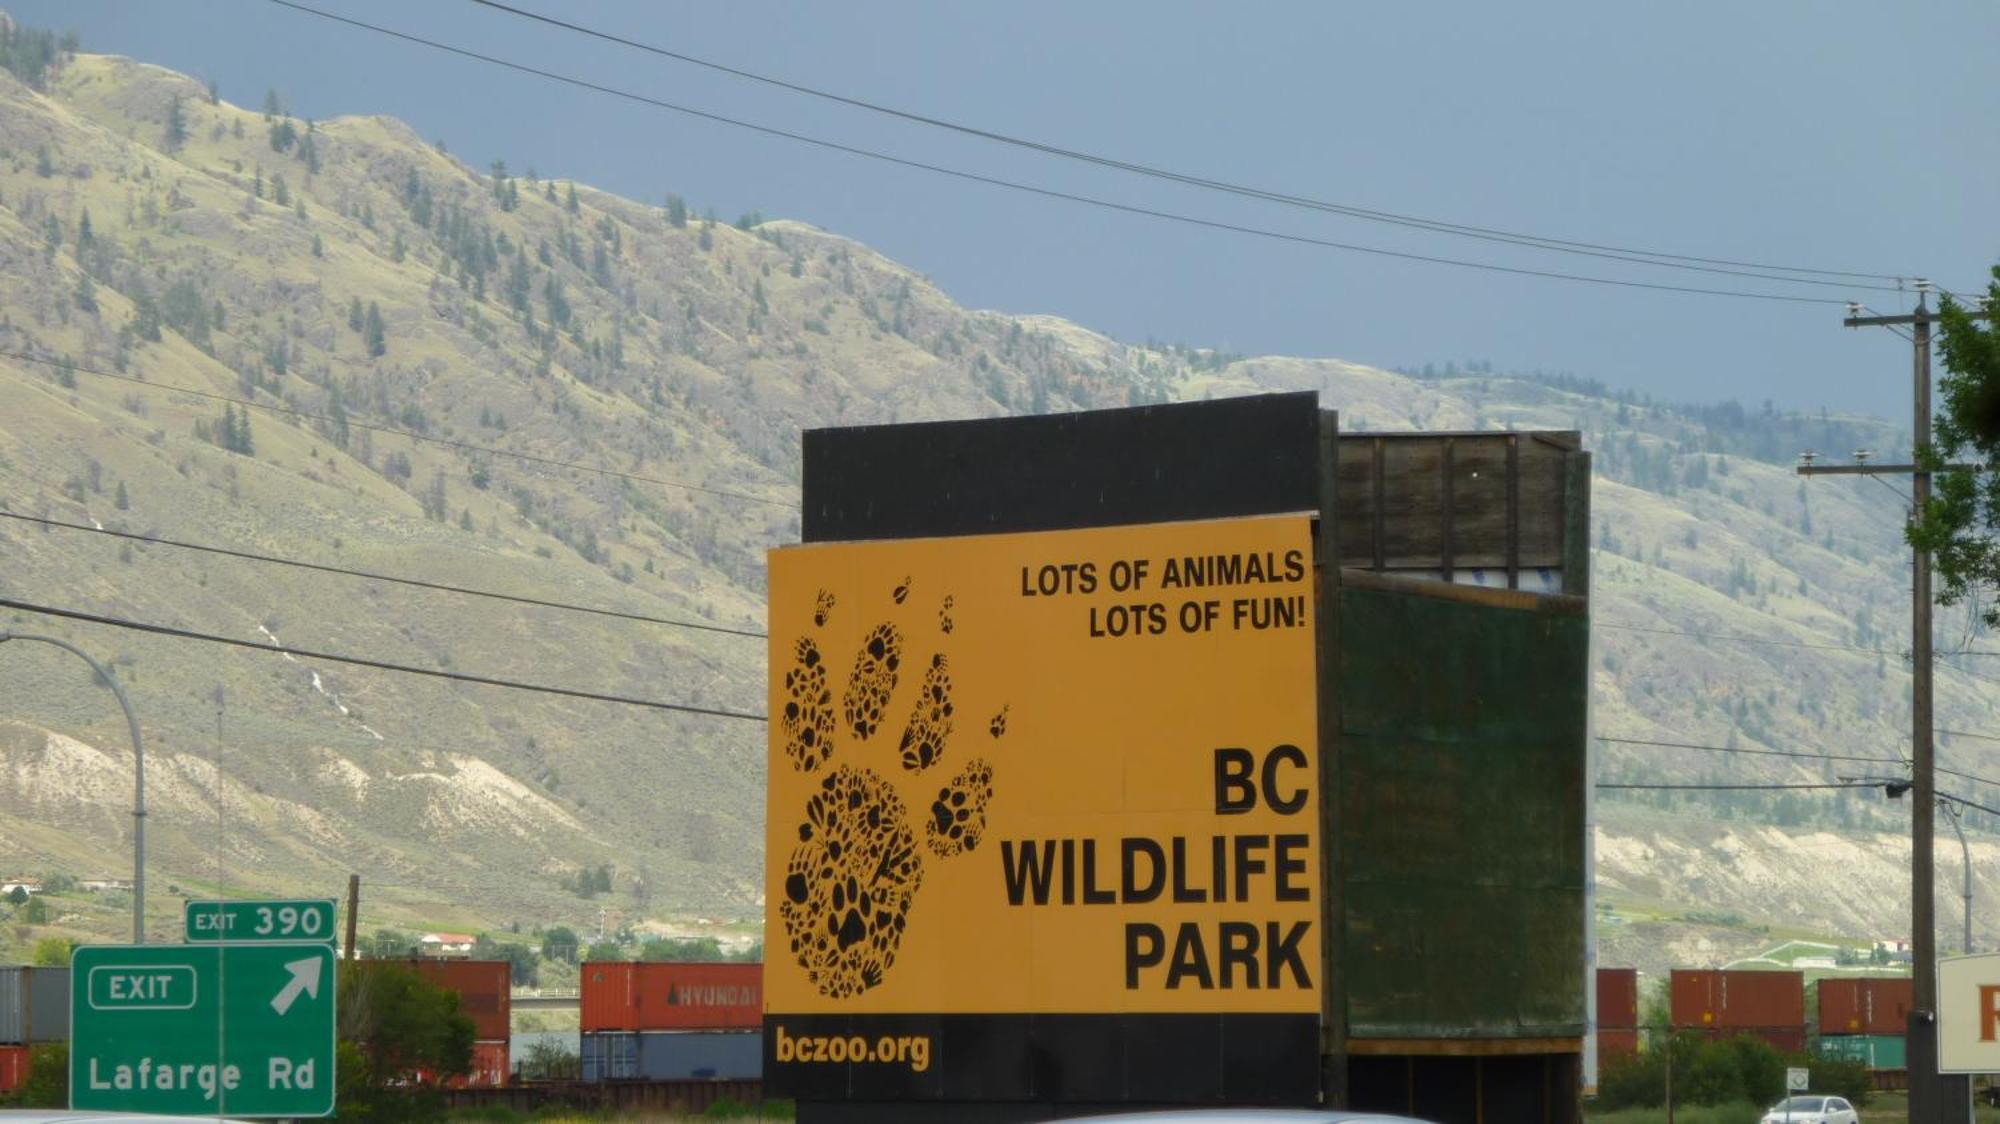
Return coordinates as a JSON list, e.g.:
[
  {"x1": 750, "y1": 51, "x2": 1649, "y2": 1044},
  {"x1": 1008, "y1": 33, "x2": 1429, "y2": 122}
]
[
  {"x1": 0, "y1": 597, "x2": 767, "y2": 722},
  {"x1": 1597, "y1": 735, "x2": 1898, "y2": 766},
  {"x1": 0, "y1": 510, "x2": 766, "y2": 640},
  {"x1": 467, "y1": 0, "x2": 1910, "y2": 289},
  {"x1": 1597, "y1": 621, "x2": 1881, "y2": 654},
  {"x1": 1597, "y1": 781, "x2": 1876, "y2": 792},
  {"x1": 265, "y1": 0, "x2": 1857, "y2": 307},
  {"x1": 0, "y1": 350, "x2": 796, "y2": 510},
  {"x1": 1601, "y1": 732, "x2": 2000, "y2": 793},
  {"x1": 1939, "y1": 790, "x2": 2000, "y2": 820}
]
